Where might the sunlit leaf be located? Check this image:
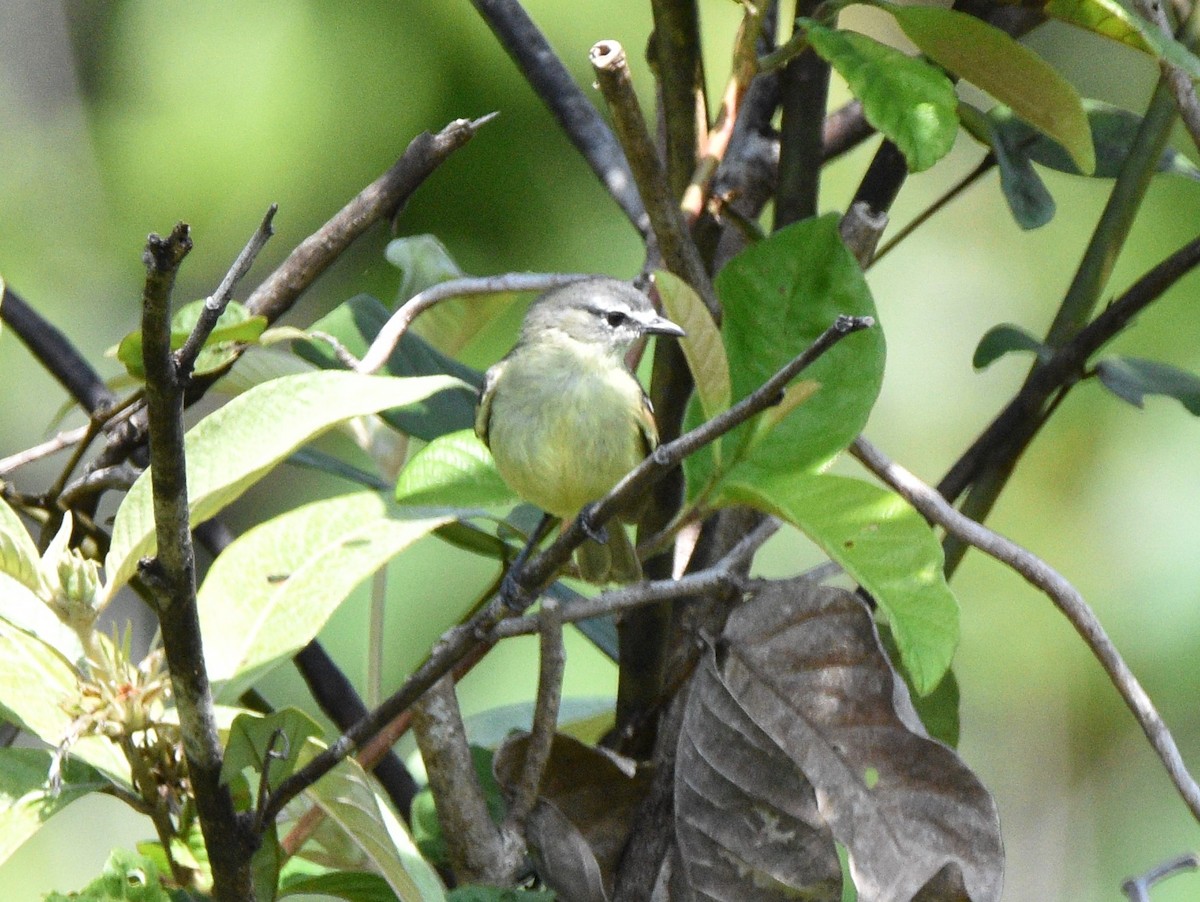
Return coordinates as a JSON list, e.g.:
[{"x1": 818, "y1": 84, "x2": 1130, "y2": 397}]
[
  {"x1": 199, "y1": 491, "x2": 451, "y2": 703},
  {"x1": 394, "y1": 430, "x2": 516, "y2": 509},
  {"x1": 724, "y1": 473, "x2": 958, "y2": 694},
  {"x1": 115, "y1": 299, "x2": 267, "y2": 379},
  {"x1": 105, "y1": 371, "x2": 463, "y2": 599},
  {"x1": 0, "y1": 495, "x2": 42, "y2": 593},
  {"x1": 889, "y1": 3, "x2": 1095, "y2": 174},
  {"x1": 802, "y1": 20, "x2": 958, "y2": 172},
  {"x1": 0, "y1": 748, "x2": 108, "y2": 868}
]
